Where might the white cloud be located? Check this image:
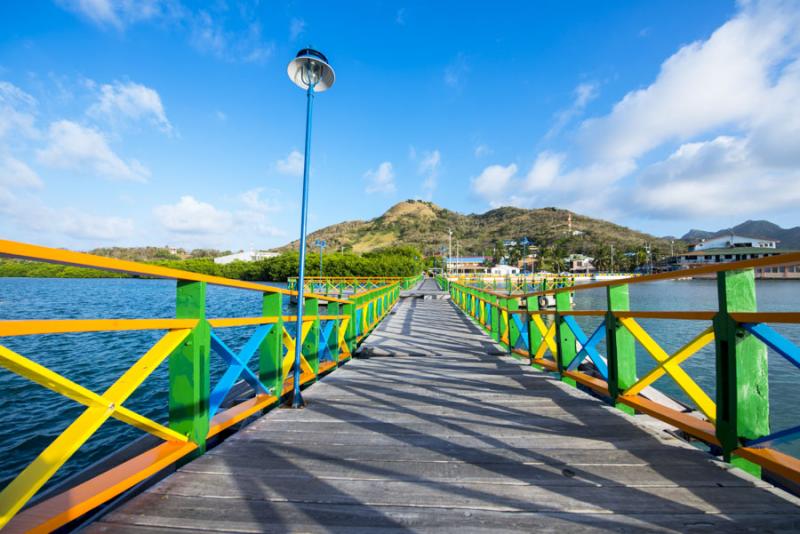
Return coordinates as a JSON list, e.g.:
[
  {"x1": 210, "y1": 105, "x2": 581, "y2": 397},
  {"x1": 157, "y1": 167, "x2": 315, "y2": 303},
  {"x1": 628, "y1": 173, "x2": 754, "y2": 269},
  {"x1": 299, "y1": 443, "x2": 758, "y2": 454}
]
[
  {"x1": 472, "y1": 0, "x2": 800, "y2": 224},
  {"x1": 0, "y1": 156, "x2": 43, "y2": 189},
  {"x1": 474, "y1": 144, "x2": 492, "y2": 158},
  {"x1": 470, "y1": 164, "x2": 517, "y2": 204},
  {"x1": 0, "y1": 189, "x2": 134, "y2": 241},
  {"x1": 524, "y1": 151, "x2": 564, "y2": 191},
  {"x1": 0, "y1": 81, "x2": 38, "y2": 139},
  {"x1": 37, "y1": 120, "x2": 150, "y2": 182},
  {"x1": 418, "y1": 149, "x2": 441, "y2": 200},
  {"x1": 189, "y1": 11, "x2": 274, "y2": 64},
  {"x1": 56, "y1": 0, "x2": 171, "y2": 30},
  {"x1": 239, "y1": 187, "x2": 281, "y2": 213},
  {"x1": 276, "y1": 149, "x2": 304, "y2": 177},
  {"x1": 153, "y1": 195, "x2": 233, "y2": 234},
  {"x1": 289, "y1": 17, "x2": 305, "y2": 40},
  {"x1": 444, "y1": 53, "x2": 469, "y2": 90},
  {"x1": 88, "y1": 81, "x2": 173, "y2": 133},
  {"x1": 546, "y1": 82, "x2": 598, "y2": 139},
  {"x1": 364, "y1": 162, "x2": 396, "y2": 194}
]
